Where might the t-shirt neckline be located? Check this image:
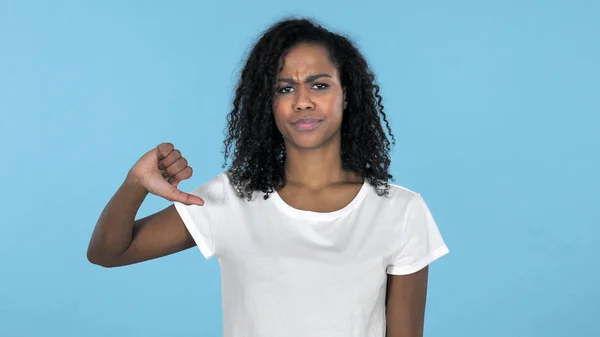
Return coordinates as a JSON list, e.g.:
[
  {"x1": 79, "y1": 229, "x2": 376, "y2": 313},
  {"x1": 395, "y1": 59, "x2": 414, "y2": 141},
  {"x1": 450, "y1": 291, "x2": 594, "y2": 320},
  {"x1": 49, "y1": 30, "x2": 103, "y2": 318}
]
[{"x1": 270, "y1": 179, "x2": 370, "y2": 221}]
